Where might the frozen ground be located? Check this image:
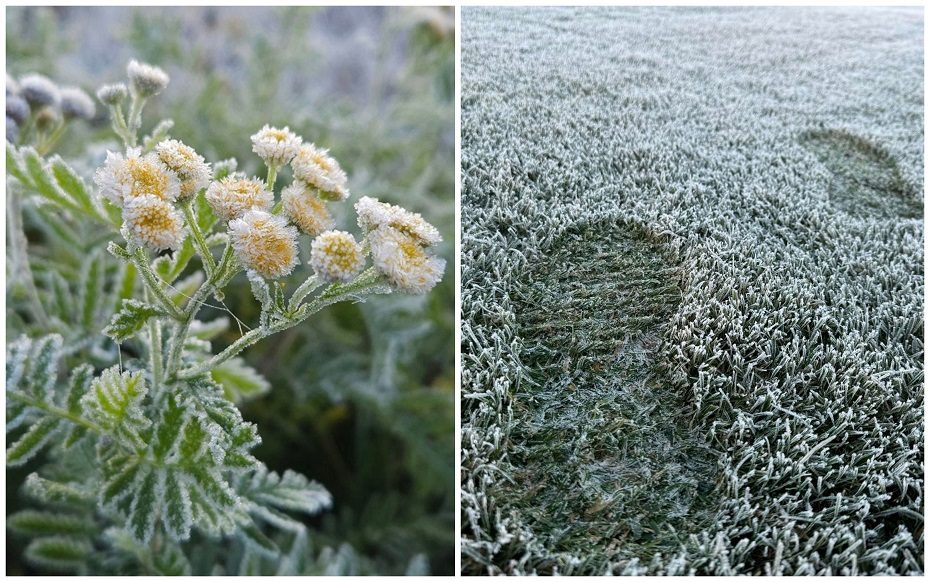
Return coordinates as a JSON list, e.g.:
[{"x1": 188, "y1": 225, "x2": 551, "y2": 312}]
[{"x1": 461, "y1": 7, "x2": 923, "y2": 575}]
